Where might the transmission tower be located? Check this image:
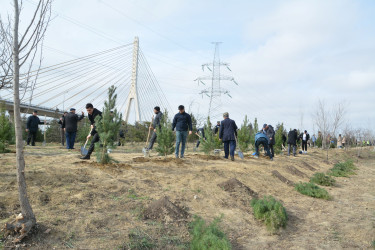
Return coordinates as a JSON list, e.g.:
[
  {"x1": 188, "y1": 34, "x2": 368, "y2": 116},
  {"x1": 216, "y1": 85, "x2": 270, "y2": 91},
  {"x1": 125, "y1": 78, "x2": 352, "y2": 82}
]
[
  {"x1": 195, "y1": 42, "x2": 238, "y2": 119},
  {"x1": 124, "y1": 36, "x2": 141, "y2": 123}
]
